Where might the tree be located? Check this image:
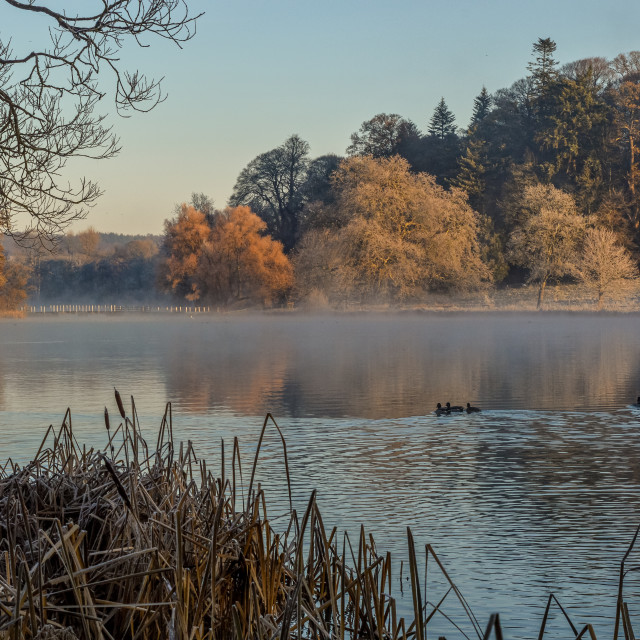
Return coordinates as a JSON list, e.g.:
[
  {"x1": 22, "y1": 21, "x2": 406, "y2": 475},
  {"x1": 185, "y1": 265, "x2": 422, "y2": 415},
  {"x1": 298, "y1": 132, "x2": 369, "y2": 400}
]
[
  {"x1": 196, "y1": 206, "x2": 293, "y2": 304},
  {"x1": 0, "y1": 243, "x2": 29, "y2": 310},
  {"x1": 507, "y1": 184, "x2": 585, "y2": 308},
  {"x1": 0, "y1": 260, "x2": 29, "y2": 310},
  {"x1": 158, "y1": 204, "x2": 211, "y2": 300},
  {"x1": 77, "y1": 227, "x2": 101, "y2": 262},
  {"x1": 528, "y1": 38, "x2": 559, "y2": 96},
  {"x1": 296, "y1": 156, "x2": 490, "y2": 301},
  {"x1": 451, "y1": 137, "x2": 488, "y2": 212},
  {"x1": 300, "y1": 154, "x2": 343, "y2": 205},
  {"x1": 486, "y1": 77, "x2": 537, "y2": 166},
  {"x1": 576, "y1": 227, "x2": 637, "y2": 309},
  {"x1": 407, "y1": 98, "x2": 460, "y2": 184},
  {"x1": 535, "y1": 73, "x2": 609, "y2": 202},
  {"x1": 229, "y1": 135, "x2": 310, "y2": 252},
  {"x1": 428, "y1": 98, "x2": 457, "y2": 139},
  {"x1": 1, "y1": 1, "x2": 200, "y2": 244},
  {"x1": 113, "y1": 239, "x2": 159, "y2": 261},
  {"x1": 611, "y1": 78, "x2": 640, "y2": 230},
  {"x1": 561, "y1": 57, "x2": 615, "y2": 92},
  {"x1": 347, "y1": 113, "x2": 420, "y2": 157},
  {"x1": 189, "y1": 193, "x2": 217, "y2": 225},
  {"x1": 470, "y1": 87, "x2": 493, "y2": 127}
]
